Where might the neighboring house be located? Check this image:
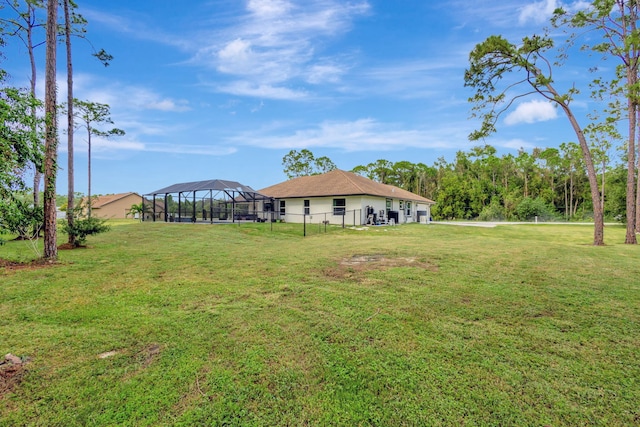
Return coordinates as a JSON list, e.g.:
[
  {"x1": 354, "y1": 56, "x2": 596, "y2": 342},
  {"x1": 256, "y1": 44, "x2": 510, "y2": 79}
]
[
  {"x1": 88, "y1": 192, "x2": 143, "y2": 219},
  {"x1": 259, "y1": 169, "x2": 435, "y2": 226}
]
